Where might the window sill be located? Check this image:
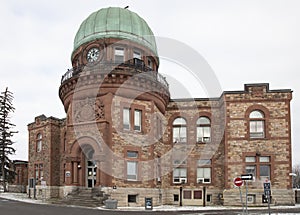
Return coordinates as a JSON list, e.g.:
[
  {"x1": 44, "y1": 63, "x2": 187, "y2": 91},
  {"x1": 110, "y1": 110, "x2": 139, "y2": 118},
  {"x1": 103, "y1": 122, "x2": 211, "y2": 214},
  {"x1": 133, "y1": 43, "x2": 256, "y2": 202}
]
[
  {"x1": 122, "y1": 129, "x2": 144, "y2": 134},
  {"x1": 249, "y1": 137, "x2": 268, "y2": 141},
  {"x1": 196, "y1": 141, "x2": 211, "y2": 144},
  {"x1": 126, "y1": 180, "x2": 141, "y2": 184},
  {"x1": 173, "y1": 142, "x2": 187, "y2": 144}
]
